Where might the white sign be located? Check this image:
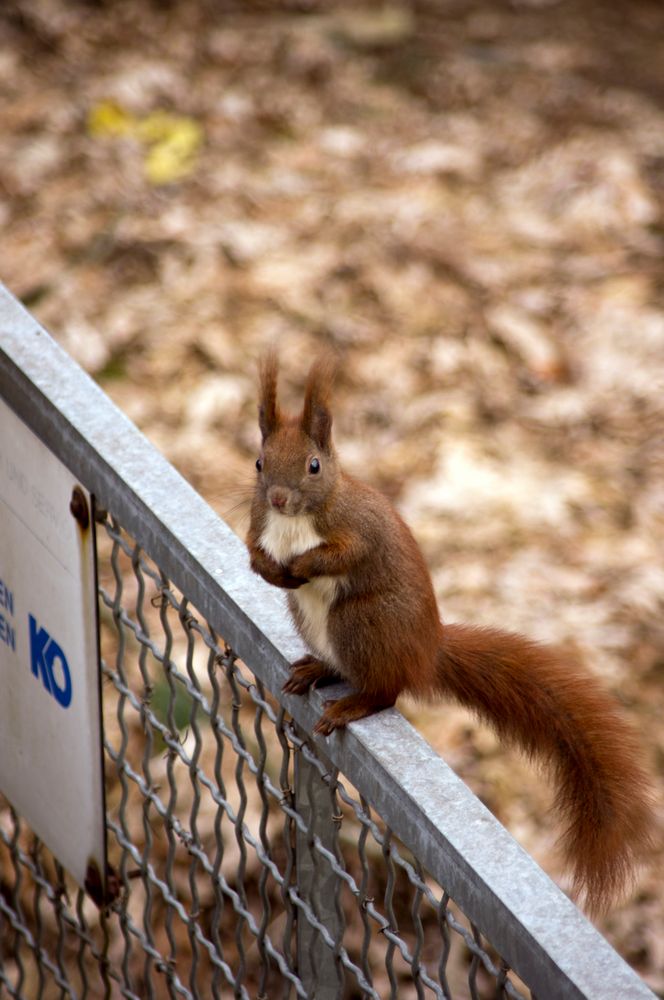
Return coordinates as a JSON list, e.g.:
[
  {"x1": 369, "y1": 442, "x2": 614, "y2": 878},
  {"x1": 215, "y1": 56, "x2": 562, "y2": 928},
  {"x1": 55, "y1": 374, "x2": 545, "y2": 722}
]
[{"x1": 0, "y1": 396, "x2": 106, "y2": 900}]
